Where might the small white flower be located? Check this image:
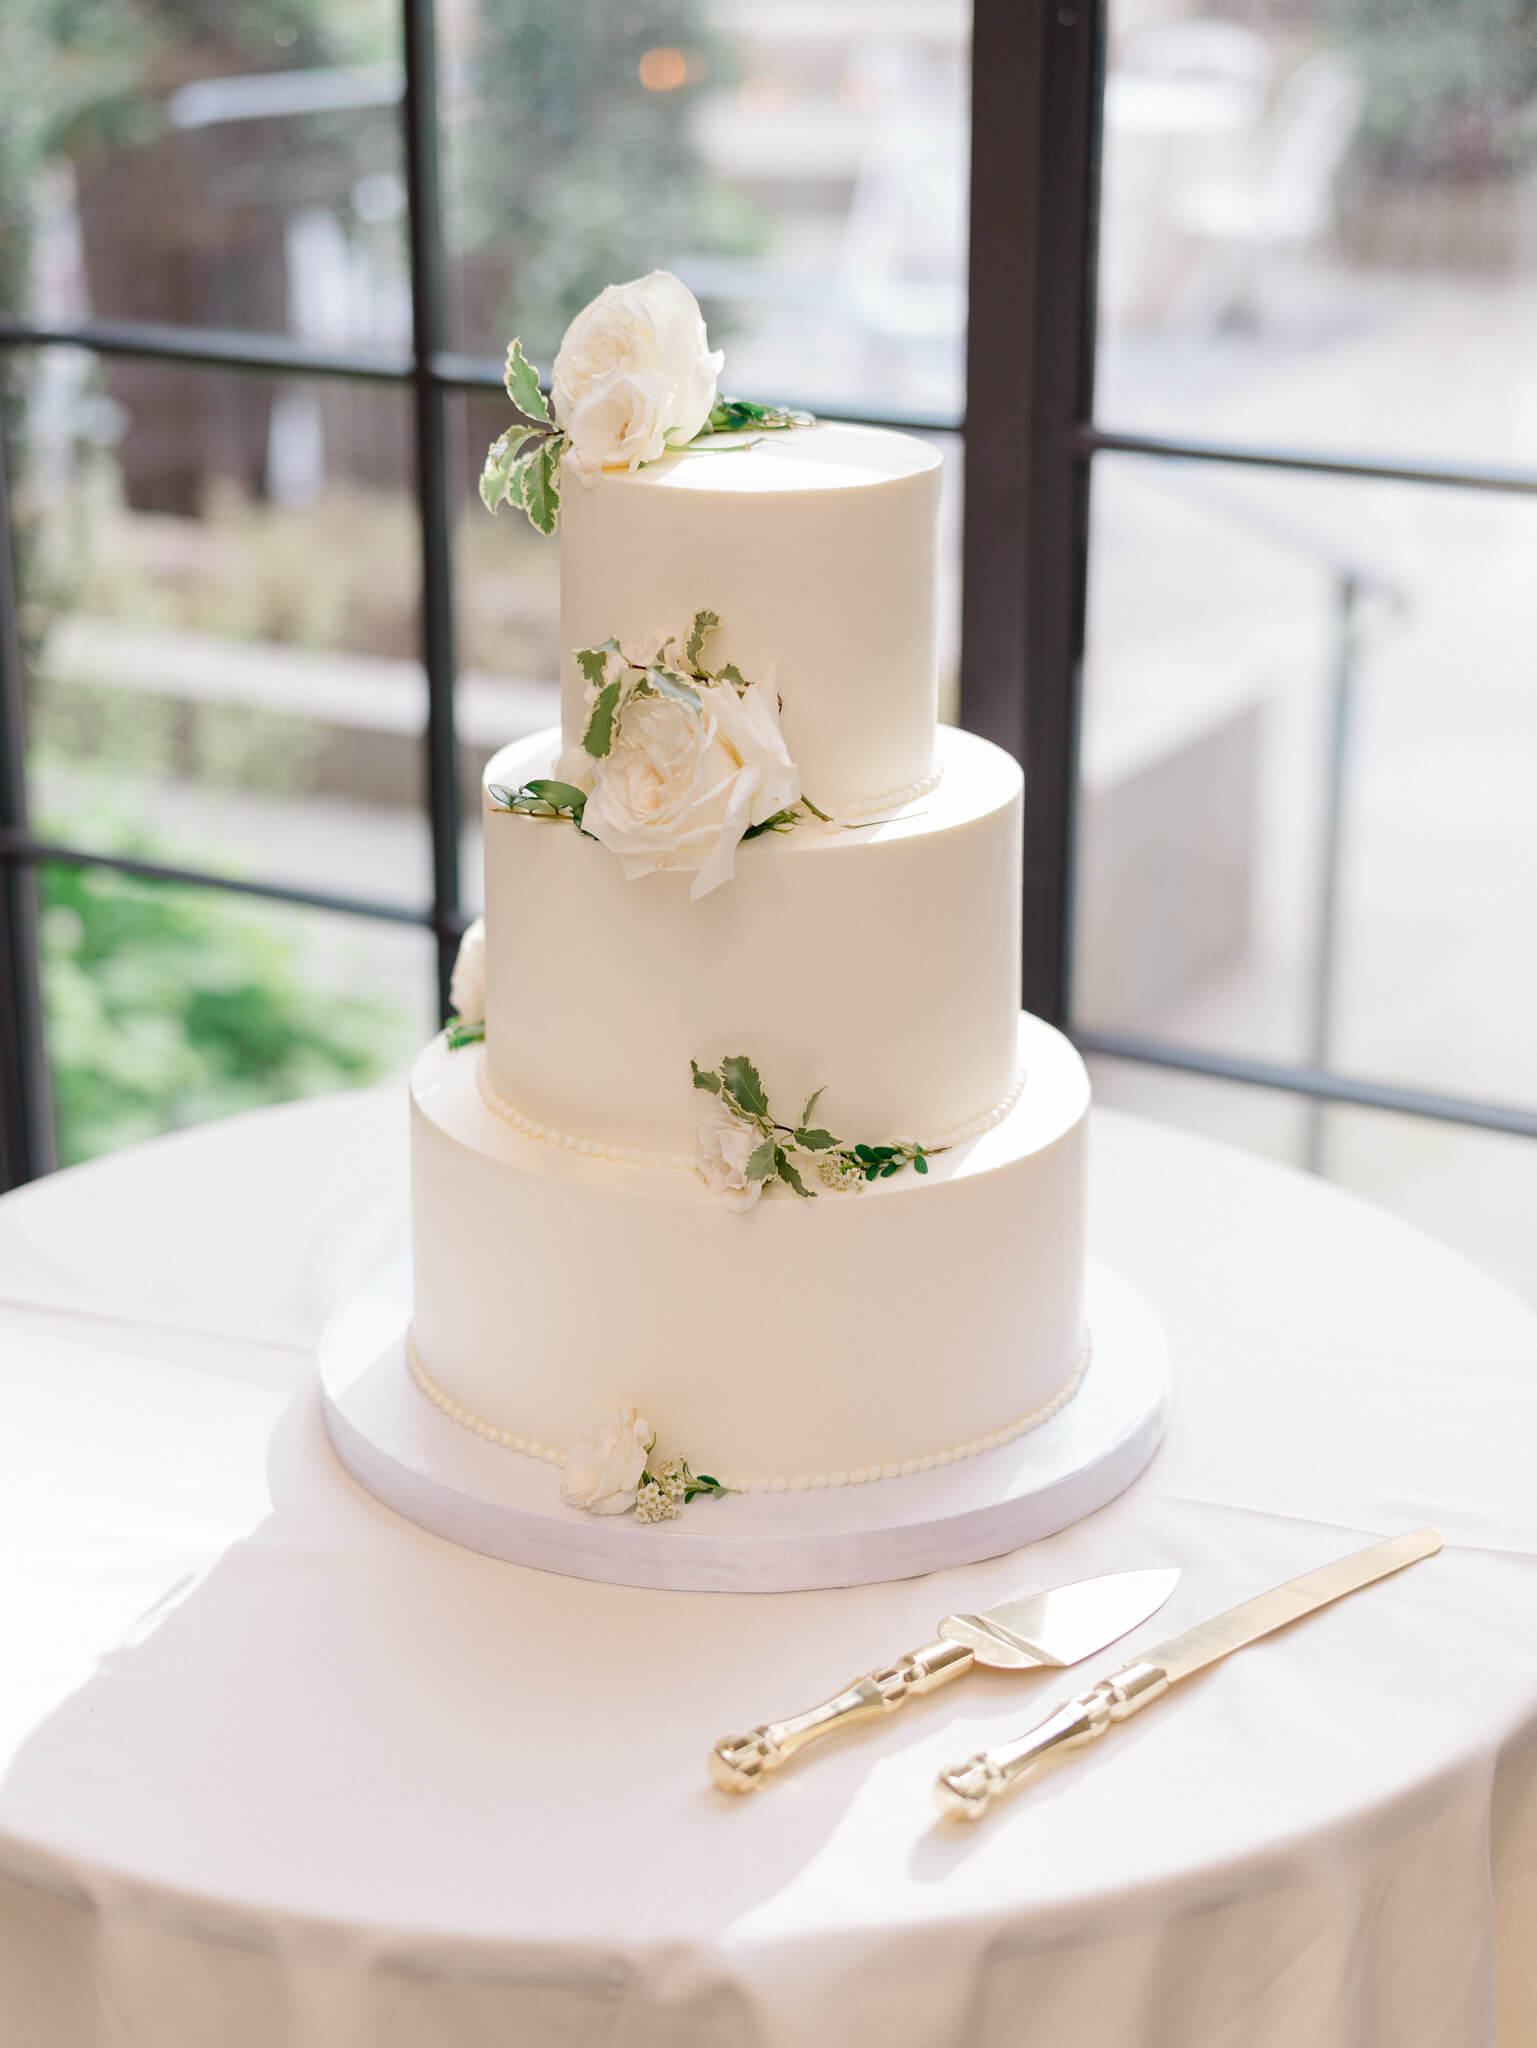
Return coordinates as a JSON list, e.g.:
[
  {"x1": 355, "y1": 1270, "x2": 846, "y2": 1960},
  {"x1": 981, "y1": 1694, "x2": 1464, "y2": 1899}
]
[
  {"x1": 551, "y1": 270, "x2": 723, "y2": 481},
  {"x1": 561, "y1": 1405, "x2": 653, "y2": 1516},
  {"x1": 579, "y1": 680, "x2": 799, "y2": 901},
  {"x1": 634, "y1": 1475, "x2": 683, "y2": 1523},
  {"x1": 697, "y1": 1105, "x2": 766, "y2": 1212},
  {"x1": 817, "y1": 1155, "x2": 863, "y2": 1193},
  {"x1": 448, "y1": 917, "x2": 486, "y2": 1024},
  {"x1": 656, "y1": 1457, "x2": 689, "y2": 1506}
]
